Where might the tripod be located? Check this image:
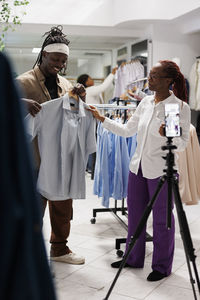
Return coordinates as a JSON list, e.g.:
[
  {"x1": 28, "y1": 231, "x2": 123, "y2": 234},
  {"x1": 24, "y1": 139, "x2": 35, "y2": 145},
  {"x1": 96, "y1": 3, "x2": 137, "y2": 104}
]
[{"x1": 104, "y1": 137, "x2": 200, "y2": 300}]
